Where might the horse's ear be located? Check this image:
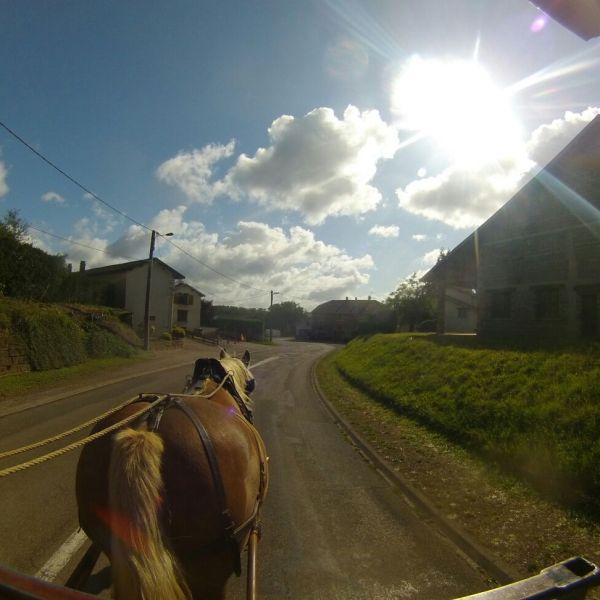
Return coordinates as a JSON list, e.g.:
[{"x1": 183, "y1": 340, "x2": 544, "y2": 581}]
[
  {"x1": 220, "y1": 348, "x2": 228, "y2": 359},
  {"x1": 242, "y1": 350, "x2": 250, "y2": 366}
]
